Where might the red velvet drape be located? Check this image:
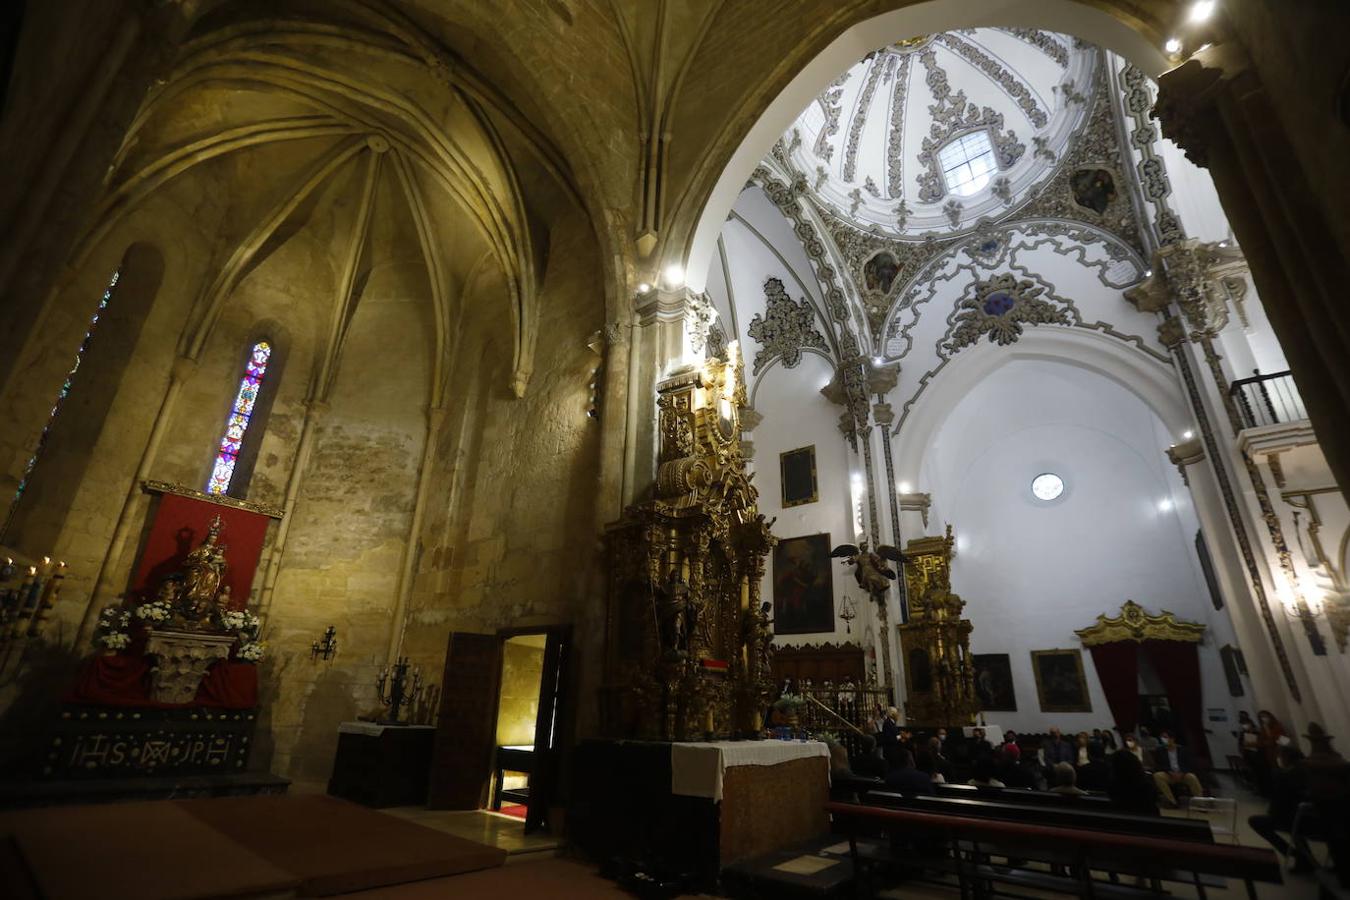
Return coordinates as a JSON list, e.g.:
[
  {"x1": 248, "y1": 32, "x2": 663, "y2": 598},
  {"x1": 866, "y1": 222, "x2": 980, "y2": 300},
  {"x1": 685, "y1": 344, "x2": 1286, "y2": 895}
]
[
  {"x1": 65, "y1": 656, "x2": 258, "y2": 708},
  {"x1": 1087, "y1": 642, "x2": 1140, "y2": 735},
  {"x1": 1143, "y1": 639, "x2": 1211, "y2": 764}
]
